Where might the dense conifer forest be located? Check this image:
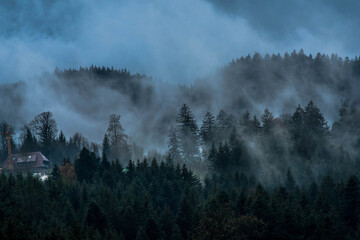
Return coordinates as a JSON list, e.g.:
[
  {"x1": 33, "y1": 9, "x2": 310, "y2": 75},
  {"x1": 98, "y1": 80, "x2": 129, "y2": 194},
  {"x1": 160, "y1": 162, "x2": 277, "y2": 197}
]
[{"x1": 1, "y1": 52, "x2": 360, "y2": 239}]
